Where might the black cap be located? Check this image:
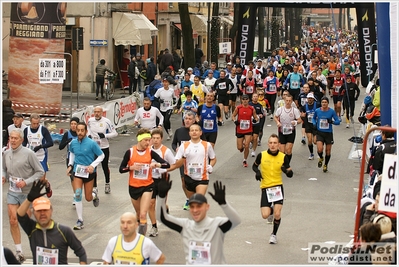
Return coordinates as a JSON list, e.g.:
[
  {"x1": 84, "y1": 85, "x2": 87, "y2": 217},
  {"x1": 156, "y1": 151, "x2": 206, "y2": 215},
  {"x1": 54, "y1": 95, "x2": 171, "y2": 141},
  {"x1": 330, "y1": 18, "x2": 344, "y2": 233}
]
[
  {"x1": 188, "y1": 193, "x2": 208, "y2": 205},
  {"x1": 70, "y1": 117, "x2": 80, "y2": 123},
  {"x1": 242, "y1": 94, "x2": 249, "y2": 100},
  {"x1": 13, "y1": 113, "x2": 23, "y2": 118}
]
